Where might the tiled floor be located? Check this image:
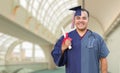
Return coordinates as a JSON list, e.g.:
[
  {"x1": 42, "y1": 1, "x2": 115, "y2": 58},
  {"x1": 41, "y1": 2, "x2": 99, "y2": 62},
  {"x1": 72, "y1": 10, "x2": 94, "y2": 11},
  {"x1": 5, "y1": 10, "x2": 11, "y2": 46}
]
[{"x1": 32, "y1": 67, "x2": 65, "y2": 73}]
